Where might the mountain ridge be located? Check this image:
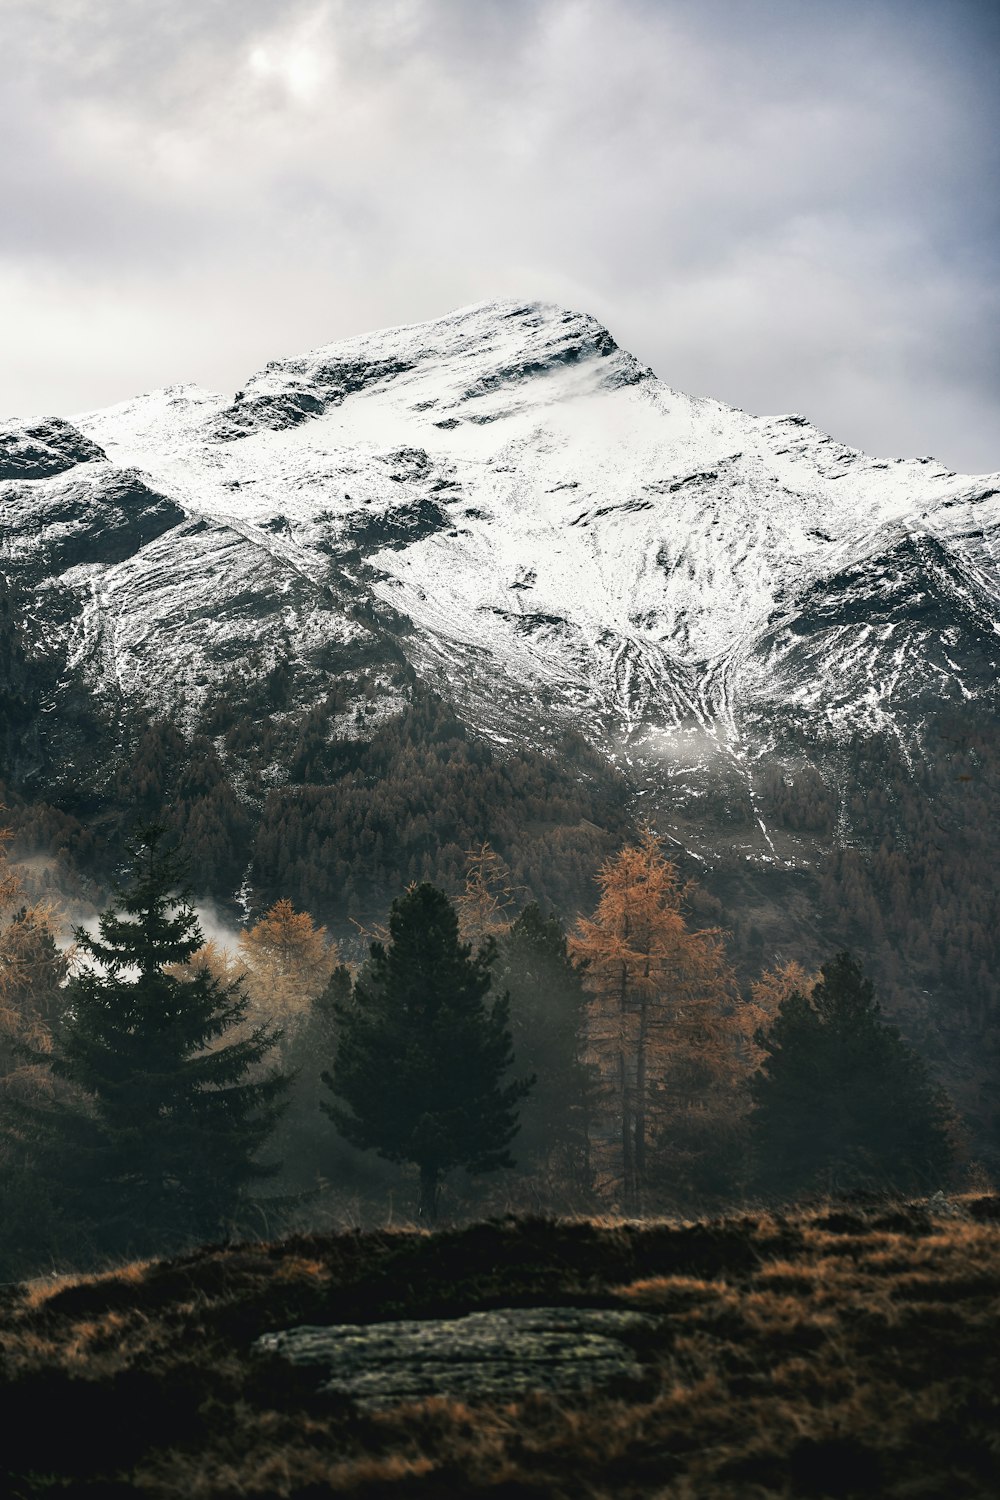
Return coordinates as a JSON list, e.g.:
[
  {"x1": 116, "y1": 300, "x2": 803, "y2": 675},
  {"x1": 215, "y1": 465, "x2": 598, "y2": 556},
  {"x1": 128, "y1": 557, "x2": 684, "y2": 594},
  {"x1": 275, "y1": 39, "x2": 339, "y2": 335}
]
[{"x1": 3, "y1": 298, "x2": 993, "y2": 857}]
